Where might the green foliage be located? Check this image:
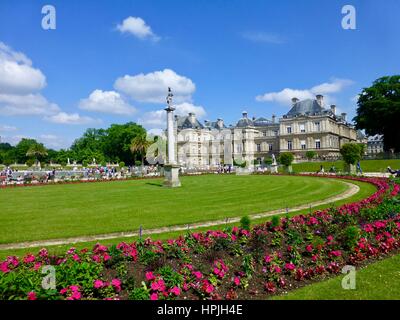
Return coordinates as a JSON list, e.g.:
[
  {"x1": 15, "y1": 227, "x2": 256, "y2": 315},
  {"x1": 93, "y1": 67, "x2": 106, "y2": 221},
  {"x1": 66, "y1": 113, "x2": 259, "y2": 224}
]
[
  {"x1": 25, "y1": 159, "x2": 35, "y2": 167},
  {"x1": 264, "y1": 157, "x2": 273, "y2": 165},
  {"x1": 56, "y1": 260, "x2": 103, "y2": 296},
  {"x1": 342, "y1": 226, "x2": 361, "y2": 250},
  {"x1": 279, "y1": 152, "x2": 294, "y2": 167},
  {"x1": 240, "y1": 215, "x2": 251, "y2": 231},
  {"x1": 241, "y1": 254, "x2": 255, "y2": 278},
  {"x1": 271, "y1": 216, "x2": 280, "y2": 228},
  {"x1": 354, "y1": 75, "x2": 400, "y2": 152},
  {"x1": 360, "y1": 197, "x2": 400, "y2": 222},
  {"x1": 135, "y1": 160, "x2": 142, "y2": 166},
  {"x1": 129, "y1": 284, "x2": 150, "y2": 300},
  {"x1": 305, "y1": 150, "x2": 317, "y2": 161},
  {"x1": 119, "y1": 161, "x2": 125, "y2": 168},
  {"x1": 340, "y1": 143, "x2": 363, "y2": 165},
  {"x1": 233, "y1": 159, "x2": 247, "y2": 168},
  {"x1": 157, "y1": 266, "x2": 184, "y2": 288}
]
